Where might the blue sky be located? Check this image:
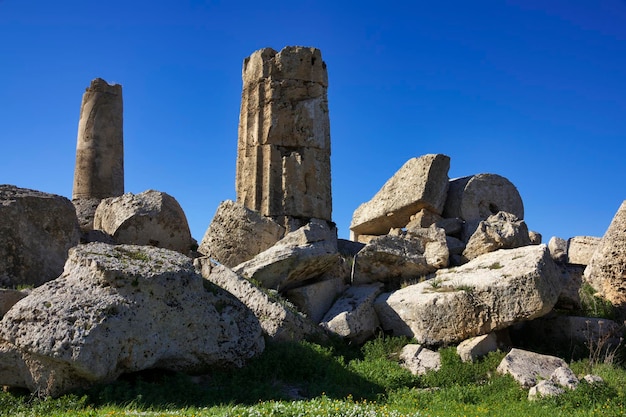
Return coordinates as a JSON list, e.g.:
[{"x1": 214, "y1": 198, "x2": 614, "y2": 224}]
[{"x1": 1, "y1": 1, "x2": 625, "y2": 242}]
